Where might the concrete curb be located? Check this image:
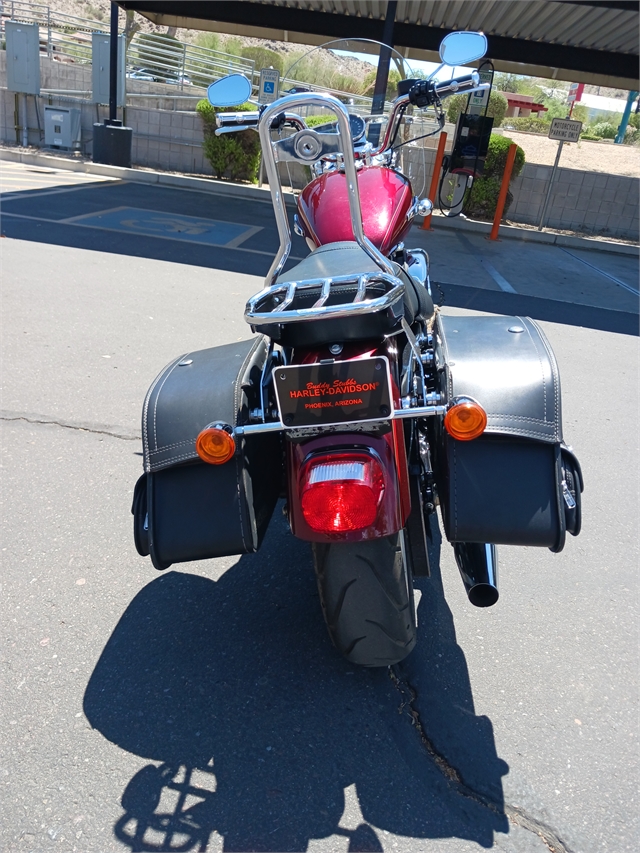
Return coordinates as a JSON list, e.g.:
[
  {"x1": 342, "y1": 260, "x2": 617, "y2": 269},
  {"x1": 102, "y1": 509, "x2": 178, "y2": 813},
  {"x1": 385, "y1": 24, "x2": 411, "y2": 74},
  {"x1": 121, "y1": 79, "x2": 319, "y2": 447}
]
[
  {"x1": 0, "y1": 146, "x2": 283, "y2": 205},
  {"x1": 423, "y1": 212, "x2": 639, "y2": 257},
  {"x1": 2, "y1": 146, "x2": 637, "y2": 255}
]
